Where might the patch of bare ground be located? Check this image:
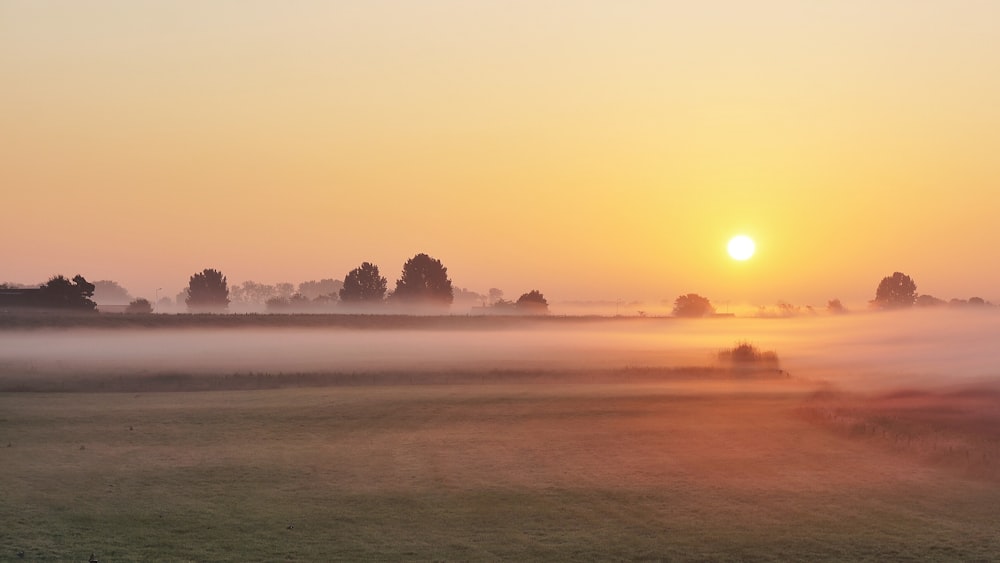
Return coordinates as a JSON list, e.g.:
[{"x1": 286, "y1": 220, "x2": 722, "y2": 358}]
[{"x1": 800, "y1": 383, "x2": 1000, "y2": 481}]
